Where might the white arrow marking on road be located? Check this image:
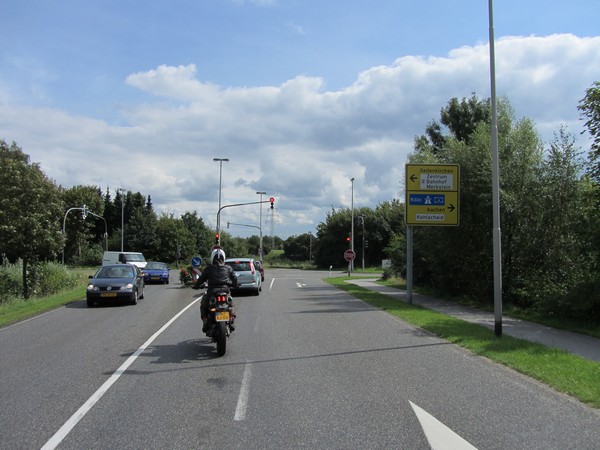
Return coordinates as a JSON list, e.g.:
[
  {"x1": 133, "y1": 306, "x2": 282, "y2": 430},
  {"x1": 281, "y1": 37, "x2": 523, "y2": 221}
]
[
  {"x1": 296, "y1": 282, "x2": 306, "y2": 288},
  {"x1": 410, "y1": 401, "x2": 477, "y2": 450}
]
